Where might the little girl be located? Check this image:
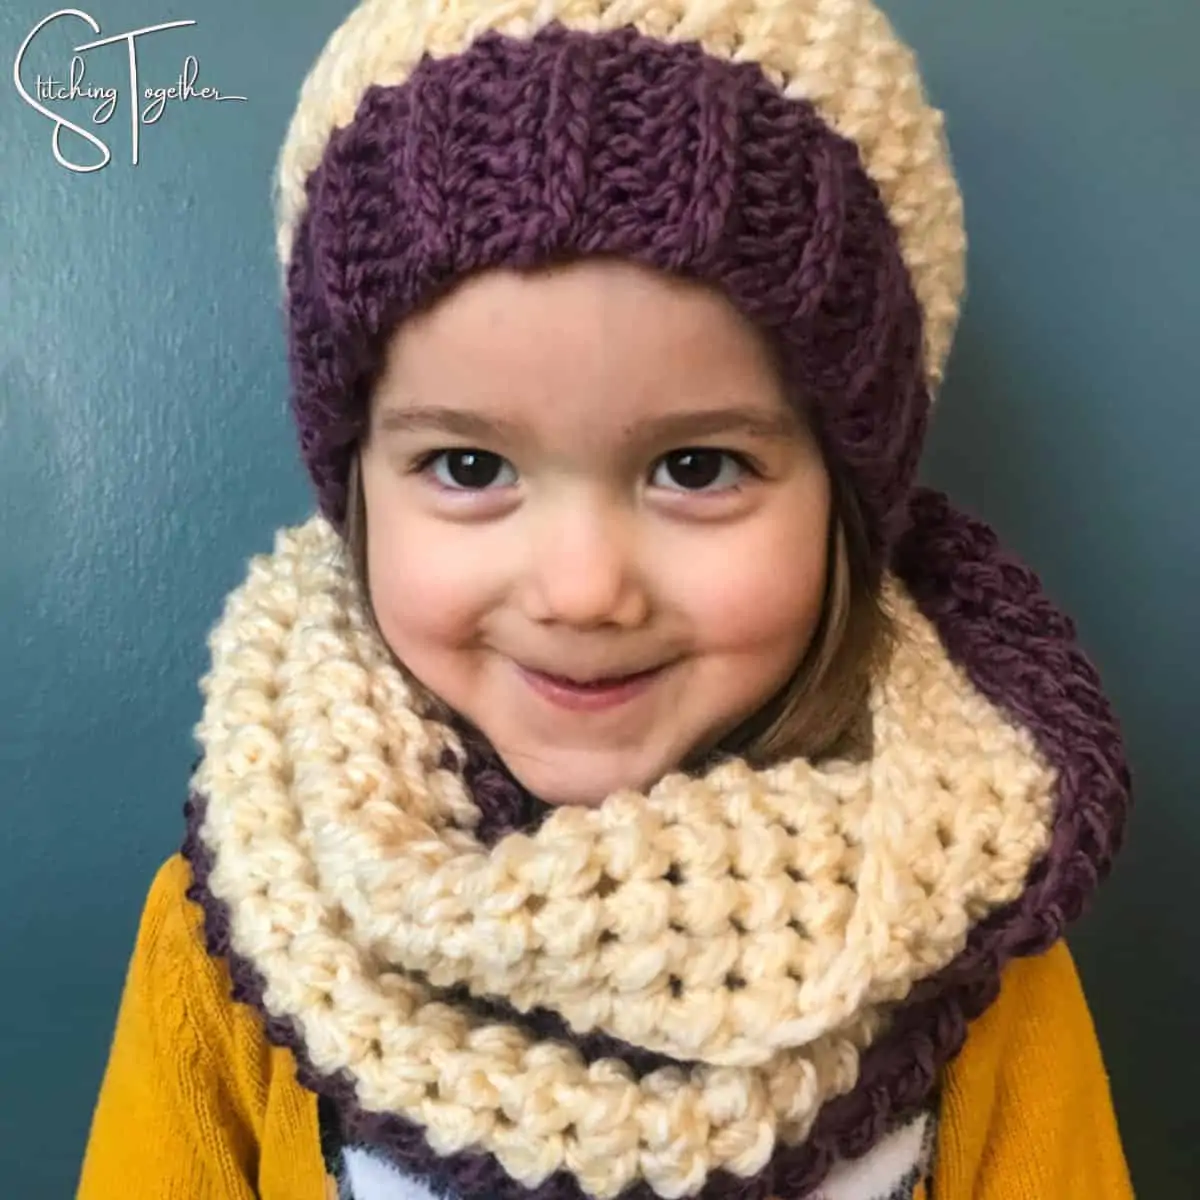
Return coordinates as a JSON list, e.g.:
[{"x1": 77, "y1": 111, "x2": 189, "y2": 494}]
[{"x1": 79, "y1": 1, "x2": 1134, "y2": 1197}]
